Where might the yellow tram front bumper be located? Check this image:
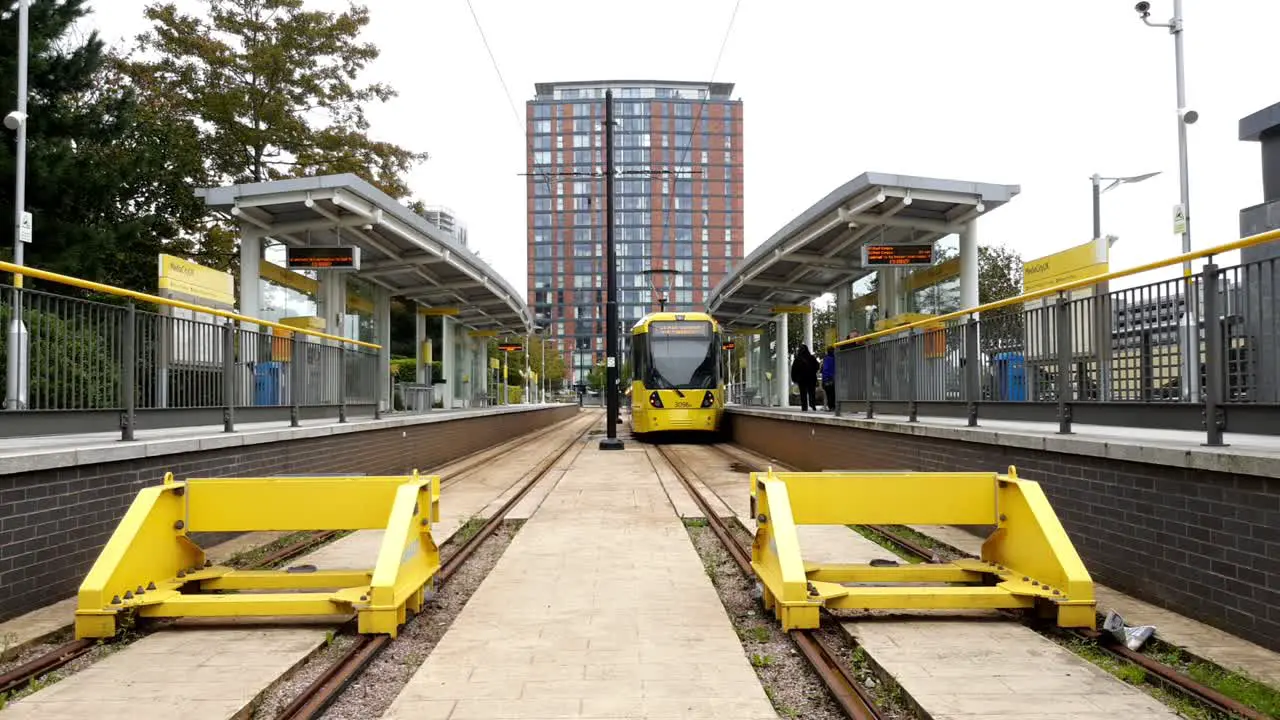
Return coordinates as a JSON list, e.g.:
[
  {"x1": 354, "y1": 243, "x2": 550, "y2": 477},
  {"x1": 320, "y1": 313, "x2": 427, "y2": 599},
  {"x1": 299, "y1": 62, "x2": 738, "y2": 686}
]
[{"x1": 633, "y1": 405, "x2": 721, "y2": 433}]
